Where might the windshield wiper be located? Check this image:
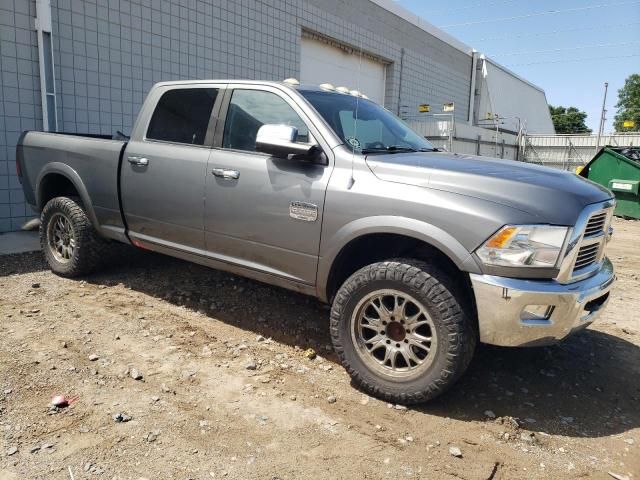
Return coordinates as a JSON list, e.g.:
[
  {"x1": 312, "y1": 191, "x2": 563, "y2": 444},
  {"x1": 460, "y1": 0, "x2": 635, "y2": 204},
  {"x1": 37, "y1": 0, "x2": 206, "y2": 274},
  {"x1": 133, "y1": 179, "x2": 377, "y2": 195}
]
[{"x1": 361, "y1": 145, "x2": 419, "y2": 154}]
